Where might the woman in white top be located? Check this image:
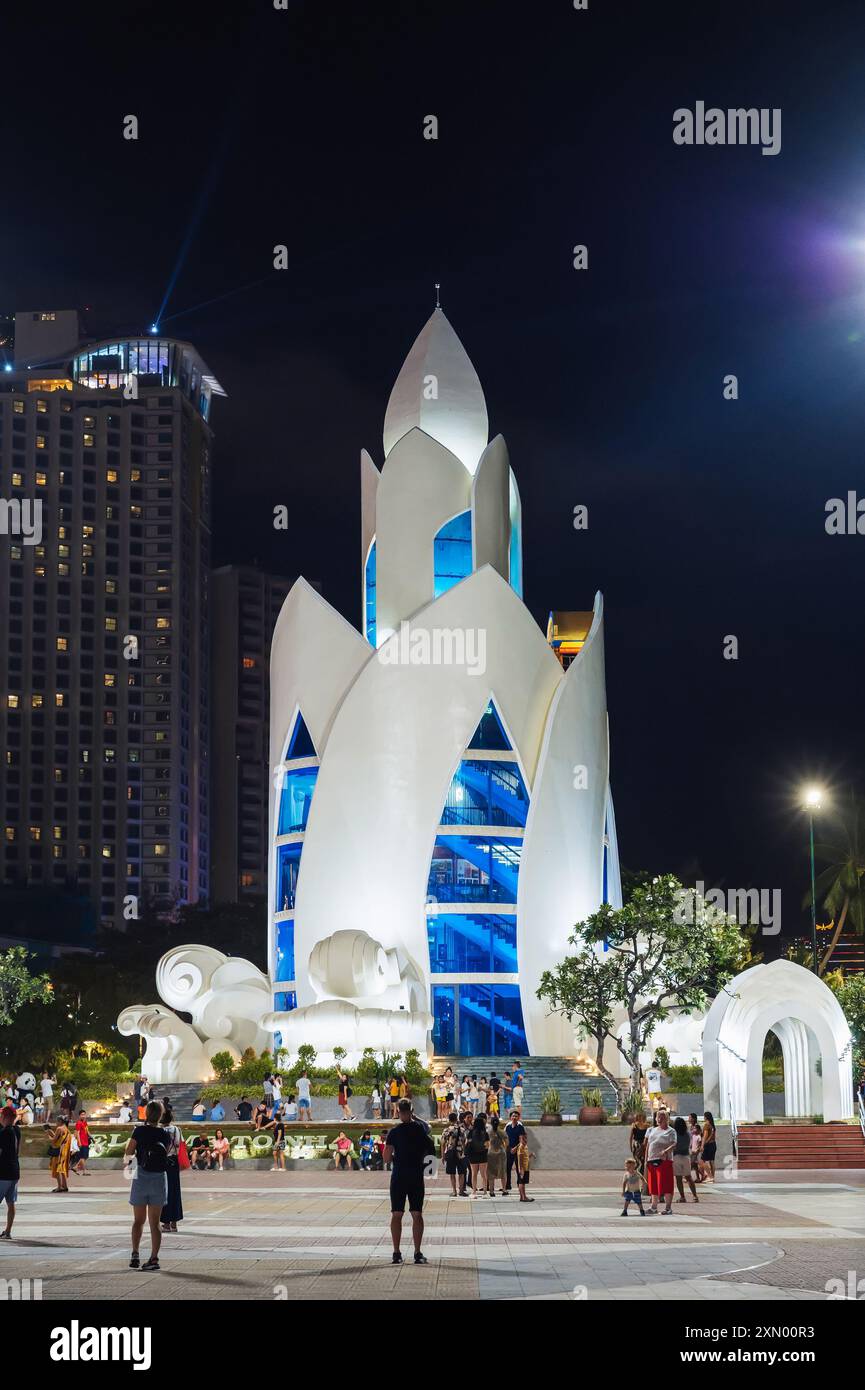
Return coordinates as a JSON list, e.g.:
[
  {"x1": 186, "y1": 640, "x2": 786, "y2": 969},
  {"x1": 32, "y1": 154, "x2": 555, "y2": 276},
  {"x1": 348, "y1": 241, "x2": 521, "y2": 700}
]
[
  {"x1": 477, "y1": 1077, "x2": 488, "y2": 1114},
  {"x1": 460, "y1": 1076, "x2": 470, "y2": 1111},
  {"x1": 469, "y1": 1076, "x2": 479, "y2": 1115}
]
